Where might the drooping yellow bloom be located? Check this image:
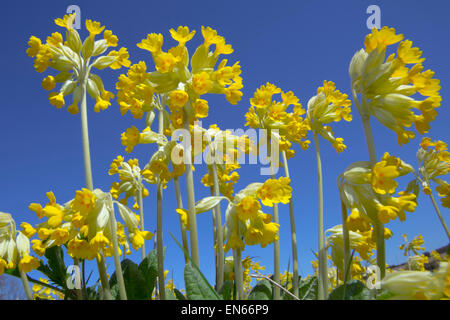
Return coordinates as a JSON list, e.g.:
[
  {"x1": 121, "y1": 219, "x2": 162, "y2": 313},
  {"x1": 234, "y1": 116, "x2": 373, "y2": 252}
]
[
  {"x1": 307, "y1": 81, "x2": 352, "y2": 153},
  {"x1": 28, "y1": 13, "x2": 129, "y2": 114},
  {"x1": 256, "y1": 177, "x2": 292, "y2": 207},
  {"x1": 350, "y1": 27, "x2": 441, "y2": 145}
]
